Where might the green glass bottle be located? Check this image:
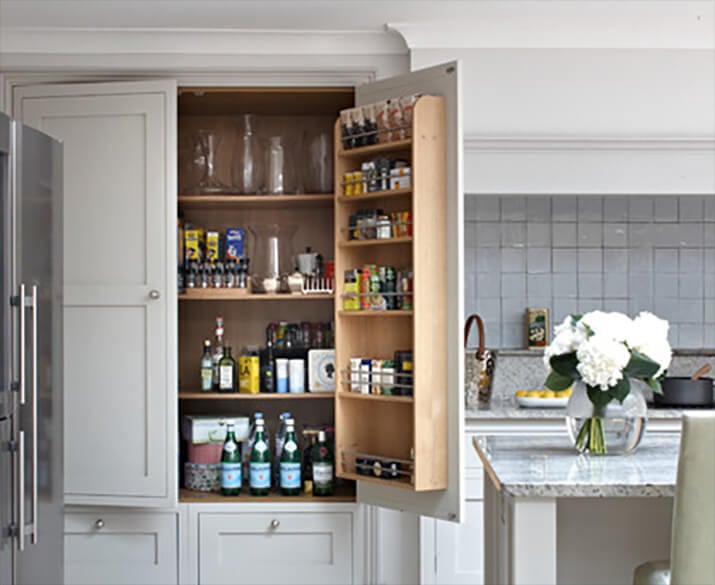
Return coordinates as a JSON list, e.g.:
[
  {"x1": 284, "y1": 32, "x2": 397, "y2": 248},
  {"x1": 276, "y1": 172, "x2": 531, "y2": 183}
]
[
  {"x1": 220, "y1": 421, "x2": 241, "y2": 496},
  {"x1": 218, "y1": 346, "x2": 238, "y2": 393},
  {"x1": 249, "y1": 419, "x2": 271, "y2": 496},
  {"x1": 200, "y1": 339, "x2": 213, "y2": 392},
  {"x1": 311, "y1": 430, "x2": 334, "y2": 497},
  {"x1": 279, "y1": 418, "x2": 301, "y2": 496}
]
